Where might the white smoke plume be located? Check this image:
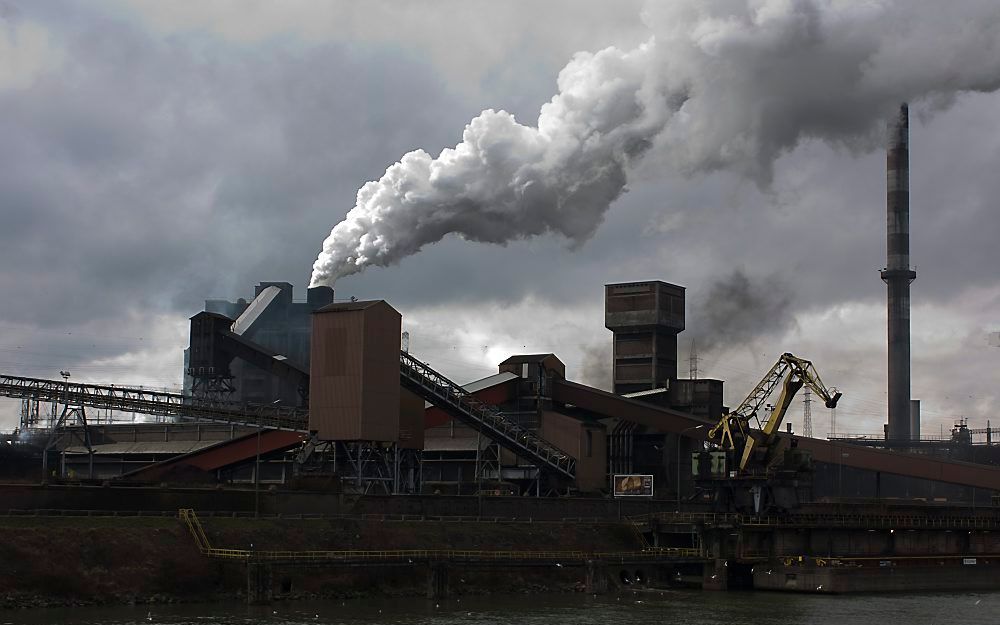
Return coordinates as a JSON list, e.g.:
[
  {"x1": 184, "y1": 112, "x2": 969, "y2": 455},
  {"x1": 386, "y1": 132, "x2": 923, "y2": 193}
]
[{"x1": 310, "y1": 0, "x2": 1000, "y2": 286}]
